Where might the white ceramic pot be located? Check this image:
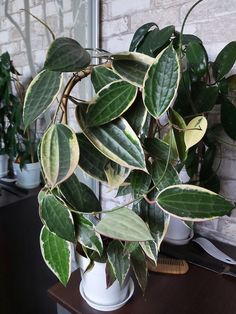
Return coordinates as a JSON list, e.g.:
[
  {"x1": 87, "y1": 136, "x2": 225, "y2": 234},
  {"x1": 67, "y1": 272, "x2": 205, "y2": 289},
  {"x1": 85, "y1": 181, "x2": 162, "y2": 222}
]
[
  {"x1": 78, "y1": 254, "x2": 134, "y2": 311},
  {"x1": 13, "y1": 161, "x2": 40, "y2": 189},
  {"x1": 164, "y1": 216, "x2": 193, "y2": 245},
  {"x1": 0, "y1": 154, "x2": 8, "y2": 178}
]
